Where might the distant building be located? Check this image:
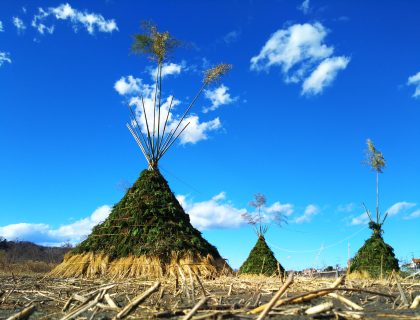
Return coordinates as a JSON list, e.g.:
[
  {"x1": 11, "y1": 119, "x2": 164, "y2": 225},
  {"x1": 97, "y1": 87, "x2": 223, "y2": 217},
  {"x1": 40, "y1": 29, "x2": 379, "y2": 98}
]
[
  {"x1": 411, "y1": 258, "x2": 420, "y2": 270},
  {"x1": 302, "y1": 268, "x2": 316, "y2": 276}
]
